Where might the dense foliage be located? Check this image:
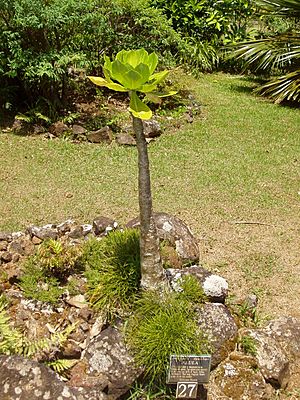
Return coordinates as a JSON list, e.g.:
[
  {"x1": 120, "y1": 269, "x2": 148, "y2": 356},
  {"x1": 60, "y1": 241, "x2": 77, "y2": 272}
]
[
  {"x1": 0, "y1": 0, "x2": 186, "y2": 114},
  {"x1": 151, "y1": 0, "x2": 256, "y2": 70},
  {"x1": 152, "y1": 0, "x2": 255, "y2": 44}
]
